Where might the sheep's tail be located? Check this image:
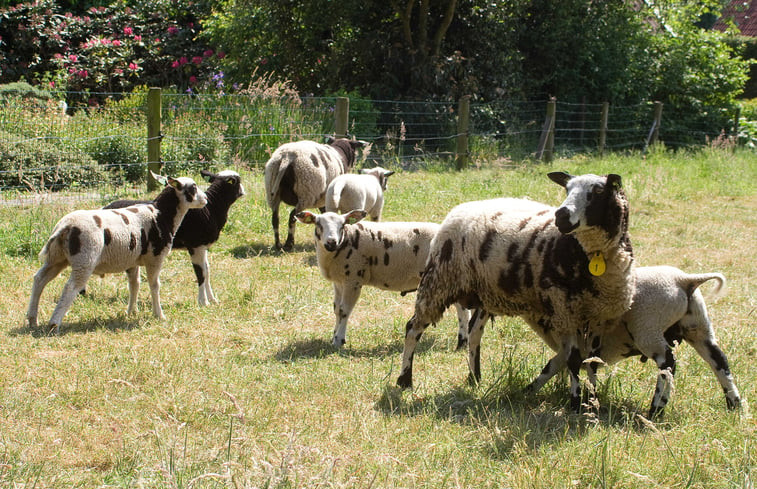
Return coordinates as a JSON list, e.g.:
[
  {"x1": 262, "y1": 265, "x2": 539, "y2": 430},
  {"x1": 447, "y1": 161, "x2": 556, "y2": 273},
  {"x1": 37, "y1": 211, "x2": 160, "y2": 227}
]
[
  {"x1": 683, "y1": 272, "x2": 726, "y2": 301},
  {"x1": 264, "y1": 153, "x2": 289, "y2": 209},
  {"x1": 38, "y1": 225, "x2": 68, "y2": 262}
]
